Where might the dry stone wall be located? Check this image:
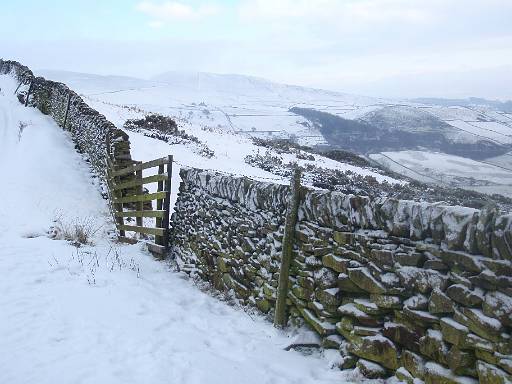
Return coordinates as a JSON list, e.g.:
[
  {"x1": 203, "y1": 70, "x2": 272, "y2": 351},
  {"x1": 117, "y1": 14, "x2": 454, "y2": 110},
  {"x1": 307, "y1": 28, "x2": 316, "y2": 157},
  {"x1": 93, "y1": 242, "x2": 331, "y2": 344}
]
[
  {"x1": 0, "y1": 59, "x2": 132, "y2": 176},
  {"x1": 171, "y1": 167, "x2": 512, "y2": 383}
]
